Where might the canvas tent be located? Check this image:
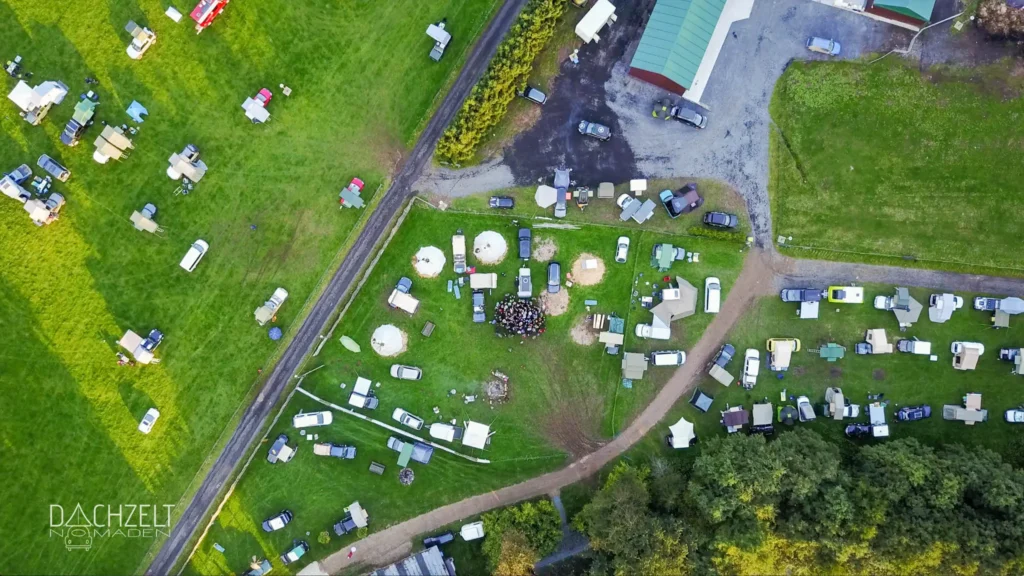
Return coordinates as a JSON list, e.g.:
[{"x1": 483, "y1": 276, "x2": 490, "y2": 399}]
[
  {"x1": 575, "y1": 0, "x2": 617, "y2": 43},
  {"x1": 864, "y1": 329, "x2": 894, "y2": 354},
  {"x1": 166, "y1": 150, "x2": 207, "y2": 182},
  {"x1": 7, "y1": 80, "x2": 68, "y2": 124},
  {"x1": 651, "y1": 278, "x2": 697, "y2": 325},
  {"x1": 462, "y1": 421, "x2": 492, "y2": 449},
  {"x1": 597, "y1": 182, "x2": 615, "y2": 199},
  {"x1": 667, "y1": 416, "x2": 695, "y2": 448},
  {"x1": 470, "y1": 273, "x2": 497, "y2": 289},
  {"x1": 93, "y1": 125, "x2": 134, "y2": 164},
  {"x1": 621, "y1": 352, "x2": 649, "y2": 379}
]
